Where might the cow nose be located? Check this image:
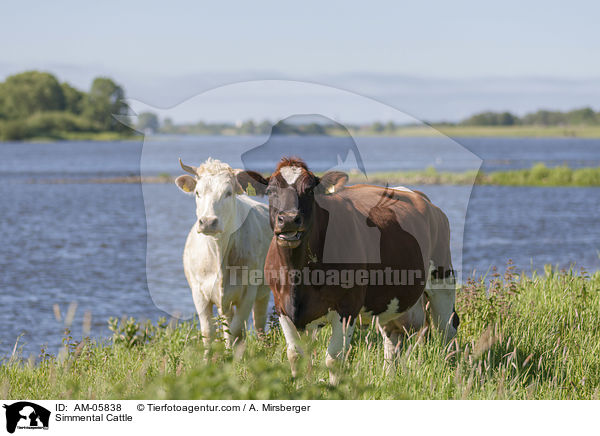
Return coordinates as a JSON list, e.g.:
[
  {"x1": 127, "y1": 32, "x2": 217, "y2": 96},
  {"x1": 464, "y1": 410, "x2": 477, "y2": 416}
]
[
  {"x1": 277, "y1": 210, "x2": 302, "y2": 229},
  {"x1": 198, "y1": 216, "x2": 219, "y2": 233}
]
